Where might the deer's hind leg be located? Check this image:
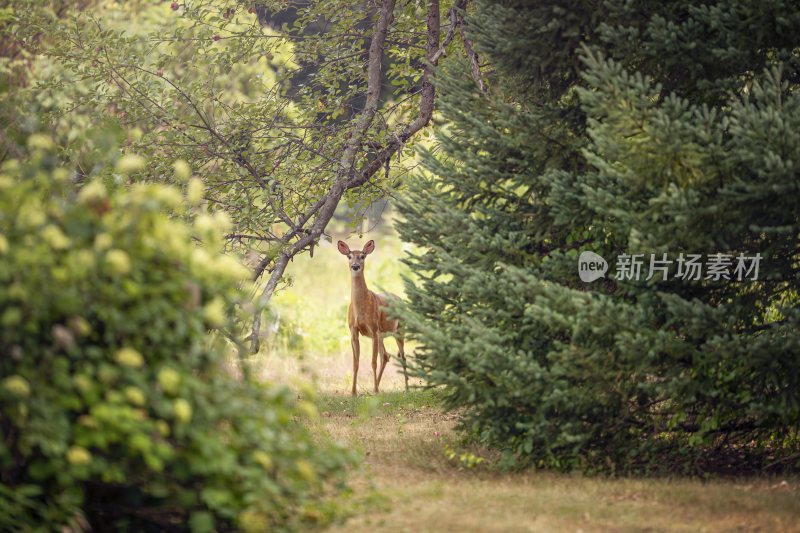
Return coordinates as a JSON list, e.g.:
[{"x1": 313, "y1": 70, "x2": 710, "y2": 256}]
[
  {"x1": 376, "y1": 336, "x2": 389, "y2": 390},
  {"x1": 397, "y1": 335, "x2": 408, "y2": 391}
]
